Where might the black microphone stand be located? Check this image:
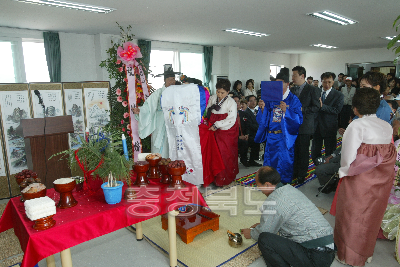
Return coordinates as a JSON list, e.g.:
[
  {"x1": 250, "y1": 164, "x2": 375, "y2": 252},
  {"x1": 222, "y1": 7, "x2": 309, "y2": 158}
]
[{"x1": 35, "y1": 91, "x2": 48, "y2": 185}]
